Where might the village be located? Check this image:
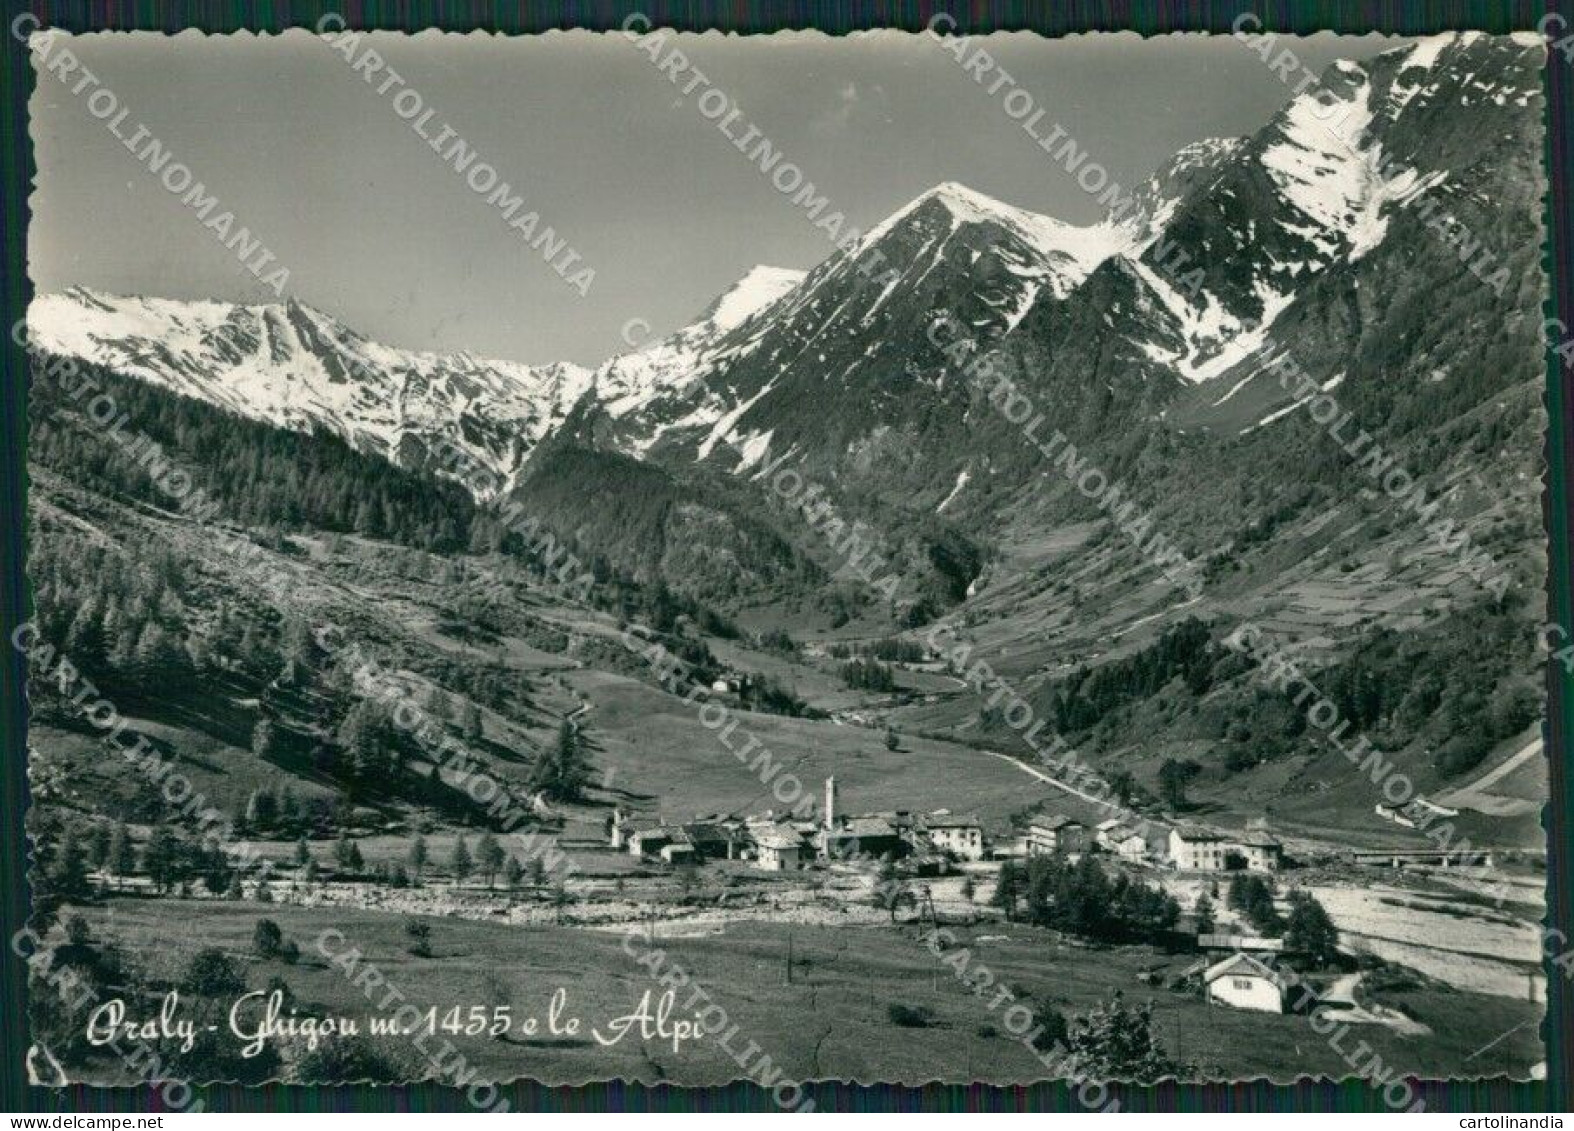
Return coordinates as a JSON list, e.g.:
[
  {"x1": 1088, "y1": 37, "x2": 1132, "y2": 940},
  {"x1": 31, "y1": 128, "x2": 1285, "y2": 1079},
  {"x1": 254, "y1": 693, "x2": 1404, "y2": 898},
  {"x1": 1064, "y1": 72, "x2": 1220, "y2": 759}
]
[
  {"x1": 602, "y1": 775, "x2": 1331, "y2": 1014},
  {"x1": 611, "y1": 775, "x2": 1285, "y2": 876},
  {"x1": 558, "y1": 751, "x2": 1518, "y2": 1020}
]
